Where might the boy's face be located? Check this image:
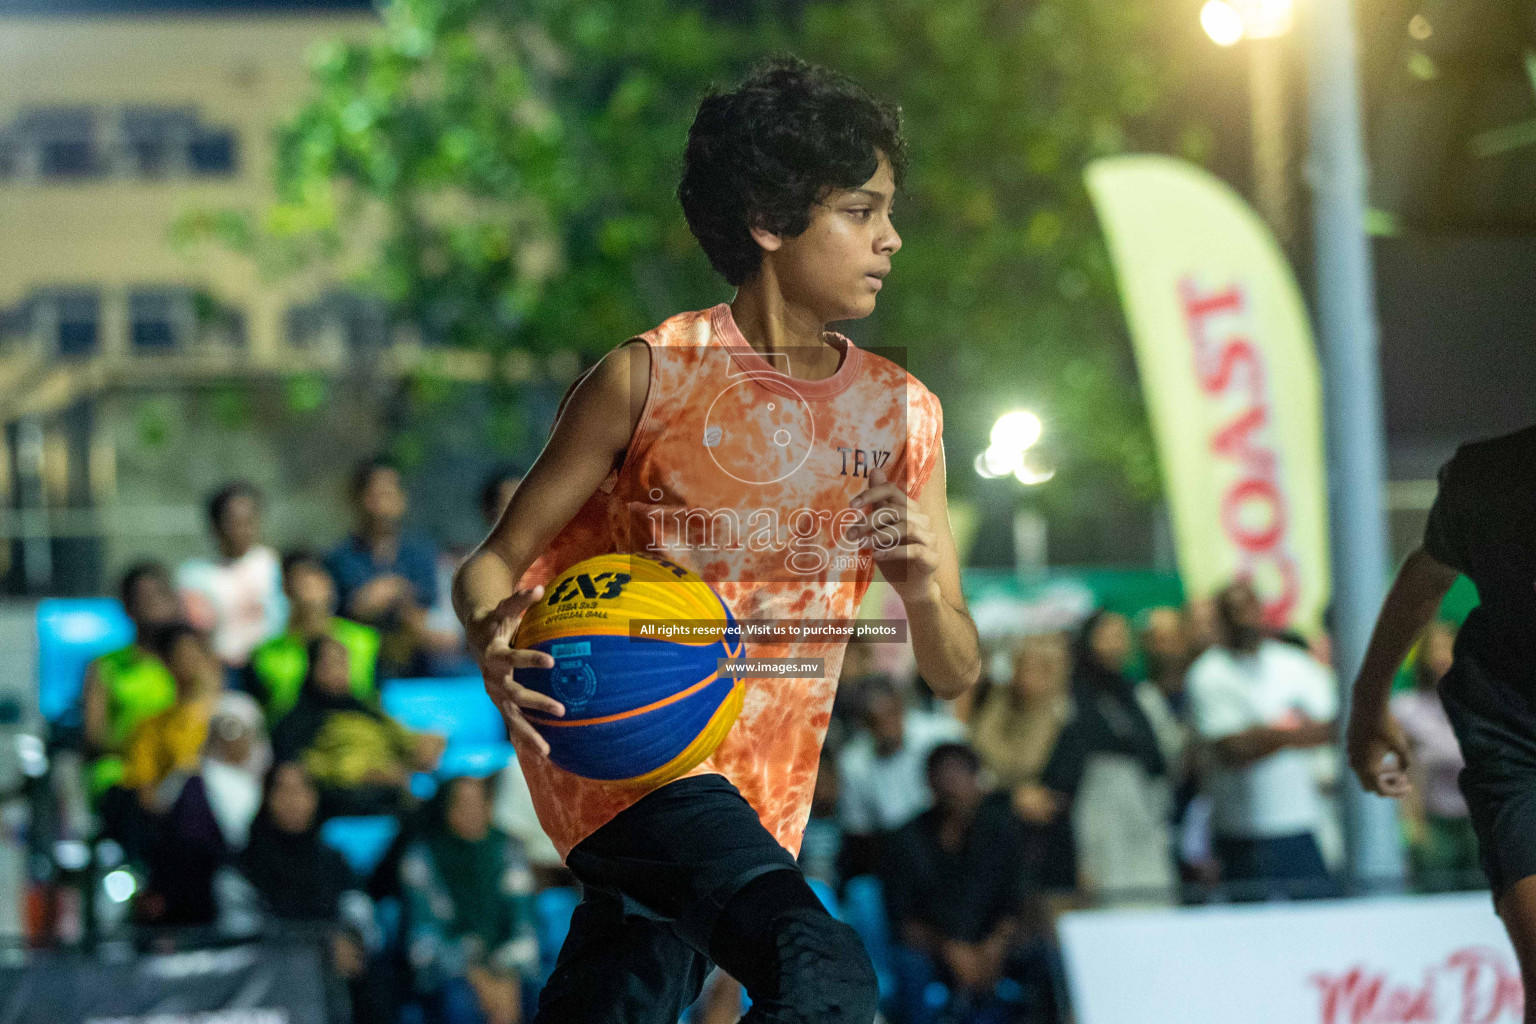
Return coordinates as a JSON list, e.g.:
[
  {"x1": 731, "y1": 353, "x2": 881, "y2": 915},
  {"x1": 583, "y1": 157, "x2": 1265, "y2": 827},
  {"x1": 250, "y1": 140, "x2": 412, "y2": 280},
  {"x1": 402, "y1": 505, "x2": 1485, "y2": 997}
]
[
  {"x1": 286, "y1": 561, "x2": 335, "y2": 613},
  {"x1": 216, "y1": 494, "x2": 260, "y2": 557},
  {"x1": 752, "y1": 151, "x2": 901, "y2": 321}
]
